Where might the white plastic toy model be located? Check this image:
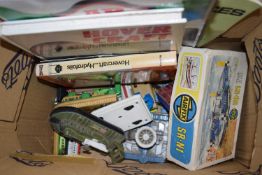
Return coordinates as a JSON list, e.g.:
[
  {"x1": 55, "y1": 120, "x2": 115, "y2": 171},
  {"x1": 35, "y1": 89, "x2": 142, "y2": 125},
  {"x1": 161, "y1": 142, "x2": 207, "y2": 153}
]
[{"x1": 92, "y1": 94, "x2": 153, "y2": 131}]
